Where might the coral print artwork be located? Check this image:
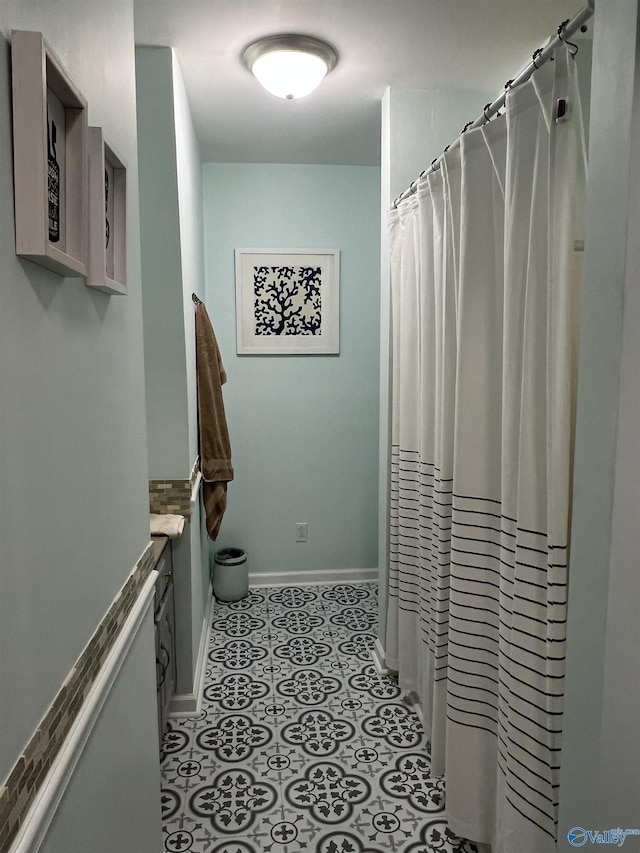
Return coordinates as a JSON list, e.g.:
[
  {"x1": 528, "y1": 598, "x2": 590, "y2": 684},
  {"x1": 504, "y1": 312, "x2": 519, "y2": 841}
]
[
  {"x1": 253, "y1": 265, "x2": 322, "y2": 336},
  {"x1": 235, "y1": 249, "x2": 340, "y2": 354}
]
